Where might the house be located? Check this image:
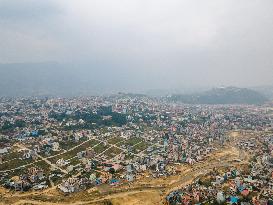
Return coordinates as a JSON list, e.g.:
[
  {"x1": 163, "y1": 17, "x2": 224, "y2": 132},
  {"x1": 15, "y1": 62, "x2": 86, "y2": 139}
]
[
  {"x1": 109, "y1": 179, "x2": 119, "y2": 186},
  {"x1": 33, "y1": 183, "x2": 48, "y2": 190},
  {"x1": 229, "y1": 196, "x2": 239, "y2": 204},
  {"x1": 215, "y1": 176, "x2": 225, "y2": 184},
  {"x1": 22, "y1": 149, "x2": 31, "y2": 159},
  {"x1": 126, "y1": 164, "x2": 134, "y2": 173},
  {"x1": 140, "y1": 164, "x2": 147, "y2": 171},
  {"x1": 217, "y1": 192, "x2": 225, "y2": 204},
  {"x1": 28, "y1": 167, "x2": 44, "y2": 181},
  {"x1": 77, "y1": 151, "x2": 86, "y2": 159},
  {"x1": 126, "y1": 173, "x2": 135, "y2": 182},
  {"x1": 86, "y1": 148, "x2": 95, "y2": 158},
  {"x1": 31, "y1": 130, "x2": 39, "y2": 137},
  {"x1": 103, "y1": 163, "x2": 121, "y2": 173},
  {"x1": 103, "y1": 115, "x2": 112, "y2": 120},
  {"x1": 67, "y1": 165, "x2": 74, "y2": 173},
  {"x1": 52, "y1": 142, "x2": 60, "y2": 151},
  {"x1": 57, "y1": 177, "x2": 80, "y2": 193},
  {"x1": 89, "y1": 173, "x2": 96, "y2": 182},
  {"x1": 33, "y1": 145, "x2": 41, "y2": 153},
  {"x1": 6, "y1": 176, "x2": 32, "y2": 192},
  {"x1": 56, "y1": 158, "x2": 68, "y2": 167},
  {"x1": 0, "y1": 147, "x2": 8, "y2": 154}
]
